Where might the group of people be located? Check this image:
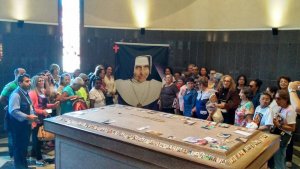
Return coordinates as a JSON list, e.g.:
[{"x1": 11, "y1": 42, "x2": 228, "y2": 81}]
[
  {"x1": 158, "y1": 64, "x2": 299, "y2": 169},
  {"x1": 0, "y1": 64, "x2": 116, "y2": 169},
  {"x1": 1, "y1": 62, "x2": 300, "y2": 169}
]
